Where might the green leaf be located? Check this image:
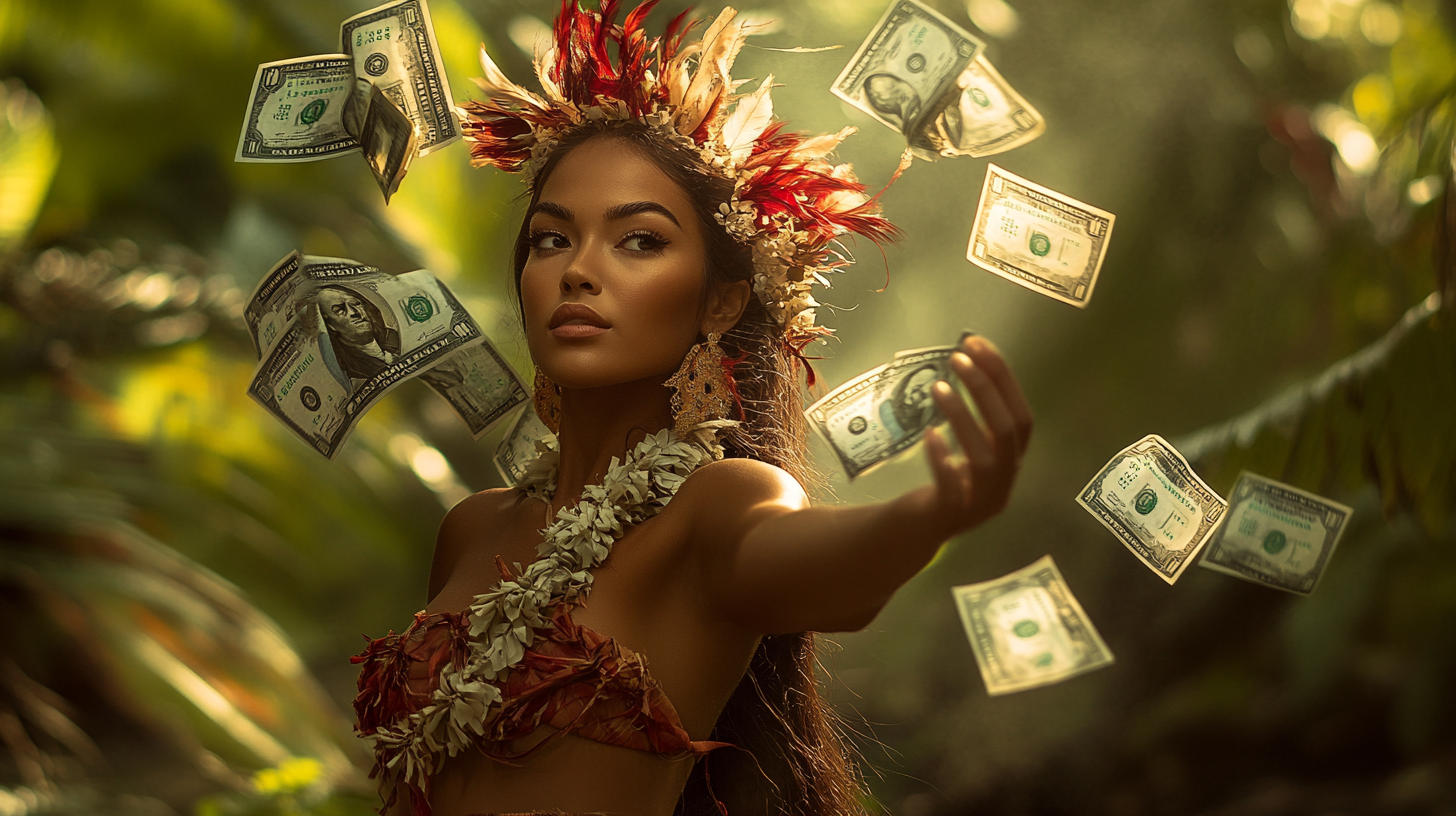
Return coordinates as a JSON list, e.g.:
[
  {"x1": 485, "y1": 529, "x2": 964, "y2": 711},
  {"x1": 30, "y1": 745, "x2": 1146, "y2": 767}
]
[
  {"x1": 1178, "y1": 293, "x2": 1456, "y2": 534},
  {"x1": 0, "y1": 81, "x2": 58, "y2": 251}
]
